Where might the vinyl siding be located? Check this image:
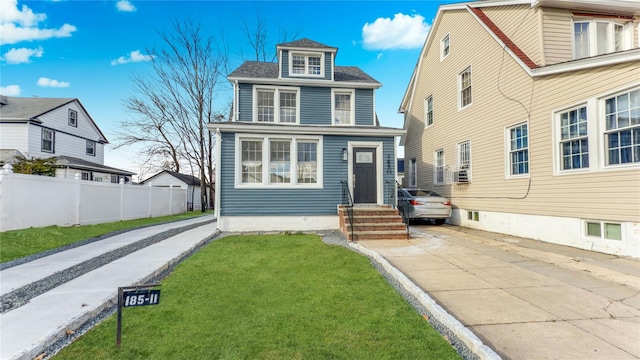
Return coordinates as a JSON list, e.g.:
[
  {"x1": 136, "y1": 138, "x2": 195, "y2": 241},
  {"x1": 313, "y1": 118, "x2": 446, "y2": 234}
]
[
  {"x1": 540, "y1": 7, "x2": 573, "y2": 65},
  {"x1": 219, "y1": 132, "x2": 395, "y2": 216},
  {"x1": 404, "y1": 8, "x2": 640, "y2": 223},
  {"x1": 236, "y1": 84, "x2": 375, "y2": 126},
  {"x1": 280, "y1": 49, "x2": 332, "y2": 80},
  {"x1": 0, "y1": 123, "x2": 28, "y2": 154},
  {"x1": 28, "y1": 123, "x2": 105, "y2": 163},
  {"x1": 355, "y1": 88, "x2": 374, "y2": 125},
  {"x1": 301, "y1": 87, "x2": 331, "y2": 124},
  {"x1": 482, "y1": 5, "x2": 542, "y2": 65}
]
